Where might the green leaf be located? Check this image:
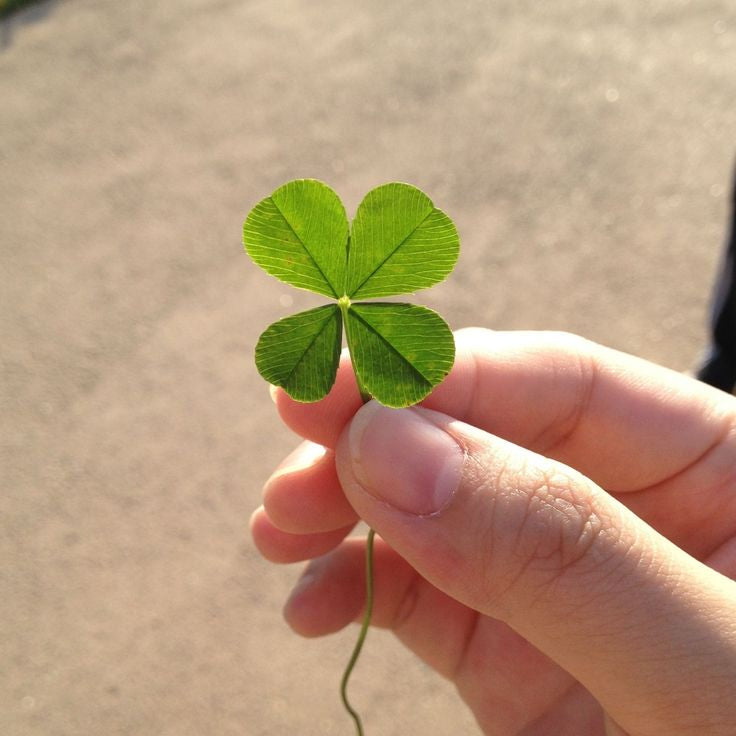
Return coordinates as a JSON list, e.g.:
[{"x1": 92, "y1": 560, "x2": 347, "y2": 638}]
[
  {"x1": 255, "y1": 305, "x2": 342, "y2": 402},
  {"x1": 344, "y1": 303, "x2": 455, "y2": 407},
  {"x1": 243, "y1": 179, "x2": 348, "y2": 298},
  {"x1": 346, "y1": 183, "x2": 460, "y2": 300}
]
